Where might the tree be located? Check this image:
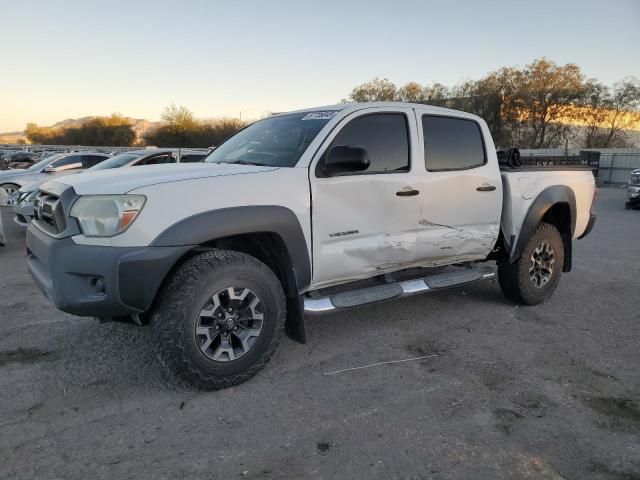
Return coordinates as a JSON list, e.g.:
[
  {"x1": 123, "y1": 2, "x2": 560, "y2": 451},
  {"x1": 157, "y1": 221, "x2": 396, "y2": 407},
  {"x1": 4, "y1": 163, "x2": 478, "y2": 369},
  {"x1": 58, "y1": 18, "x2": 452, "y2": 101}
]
[
  {"x1": 447, "y1": 71, "x2": 520, "y2": 147},
  {"x1": 579, "y1": 77, "x2": 640, "y2": 147},
  {"x1": 348, "y1": 78, "x2": 397, "y2": 102},
  {"x1": 510, "y1": 58, "x2": 586, "y2": 148},
  {"x1": 144, "y1": 107, "x2": 247, "y2": 148},
  {"x1": 24, "y1": 116, "x2": 136, "y2": 146},
  {"x1": 423, "y1": 83, "x2": 450, "y2": 102},
  {"x1": 161, "y1": 103, "x2": 197, "y2": 129},
  {"x1": 397, "y1": 82, "x2": 425, "y2": 102}
]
